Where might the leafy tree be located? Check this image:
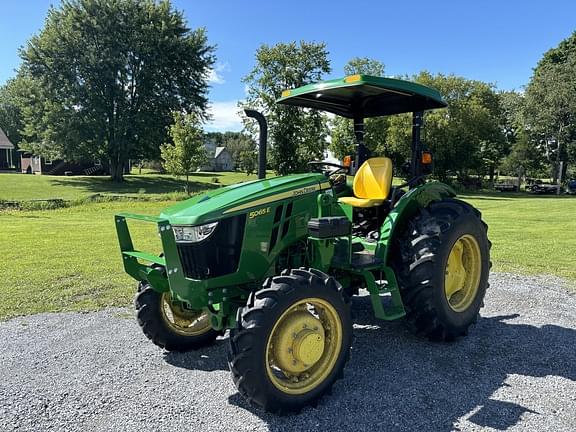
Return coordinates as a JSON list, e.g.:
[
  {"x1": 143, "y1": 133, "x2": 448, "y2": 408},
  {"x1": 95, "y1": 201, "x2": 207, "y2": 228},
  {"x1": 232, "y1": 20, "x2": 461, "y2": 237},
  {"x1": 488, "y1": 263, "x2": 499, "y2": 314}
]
[
  {"x1": 241, "y1": 41, "x2": 330, "y2": 175},
  {"x1": 525, "y1": 32, "x2": 576, "y2": 183},
  {"x1": 343, "y1": 57, "x2": 385, "y2": 76},
  {"x1": 238, "y1": 149, "x2": 257, "y2": 175},
  {"x1": 204, "y1": 132, "x2": 225, "y2": 146},
  {"x1": 0, "y1": 75, "x2": 29, "y2": 147},
  {"x1": 500, "y1": 129, "x2": 544, "y2": 184},
  {"x1": 498, "y1": 91, "x2": 544, "y2": 184},
  {"x1": 160, "y1": 112, "x2": 205, "y2": 195},
  {"x1": 19, "y1": 0, "x2": 215, "y2": 181},
  {"x1": 330, "y1": 58, "x2": 388, "y2": 160},
  {"x1": 223, "y1": 133, "x2": 256, "y2": 166},
  {"x1": 387, "y1": 72, "x2": 506, "y2": 182}
]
